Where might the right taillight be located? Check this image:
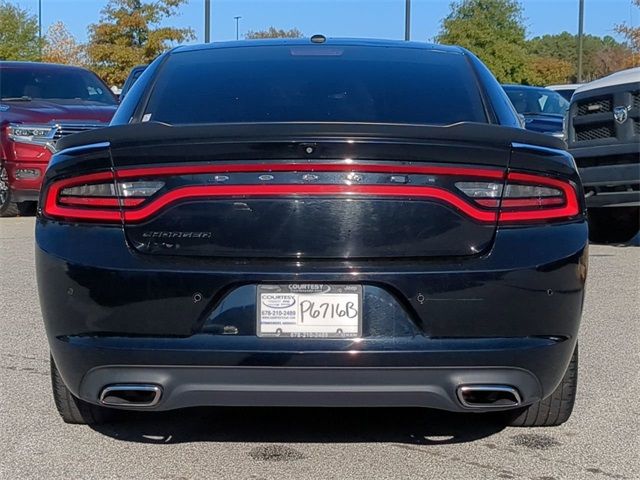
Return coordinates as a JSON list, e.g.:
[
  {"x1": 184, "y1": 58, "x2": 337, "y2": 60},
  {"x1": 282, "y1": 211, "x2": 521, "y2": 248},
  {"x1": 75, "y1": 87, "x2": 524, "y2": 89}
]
[{"x1": 456, "y1": 171, "x2": 580, "y2": 224}]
